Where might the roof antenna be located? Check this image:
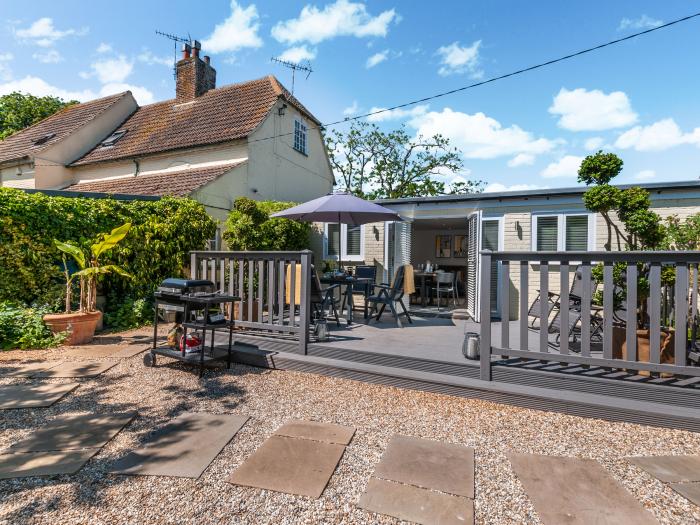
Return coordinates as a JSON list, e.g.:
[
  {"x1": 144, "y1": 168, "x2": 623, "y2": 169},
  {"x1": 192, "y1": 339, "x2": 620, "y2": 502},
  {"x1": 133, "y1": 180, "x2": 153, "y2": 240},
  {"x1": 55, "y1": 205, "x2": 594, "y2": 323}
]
[
  {"x1": 155, "y1": 30, "x2": 192, "y2": 80},
  {"x1": 270, "y1": 57, "x2": 313, "y2": 95}
]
